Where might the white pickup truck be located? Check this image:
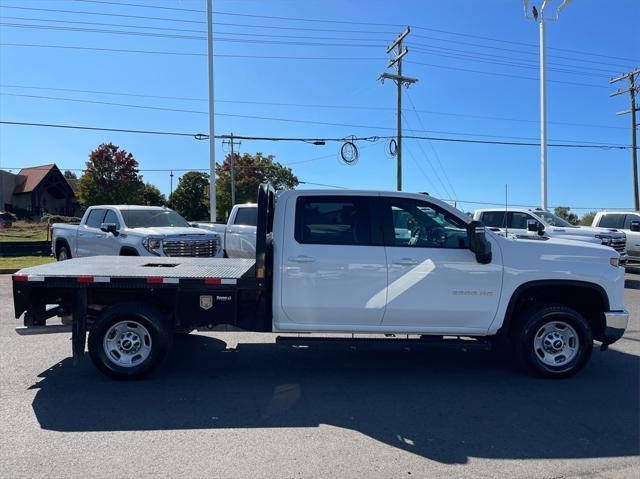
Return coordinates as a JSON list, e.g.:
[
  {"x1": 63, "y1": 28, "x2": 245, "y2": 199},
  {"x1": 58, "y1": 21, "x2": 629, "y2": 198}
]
[
  {"x1": 196, "y1": 203, "x2": 257, "y2": 258},
  {"x1": 13, "y1": 185, "x2": 628, "y2": 380},
  {"x1": 52, "y1": 205, "x2": 222, "y2": 260},
  {"x1": 473, "y1": 208, "x2": 628, "y2": 265},
  {"x1": 591, "y1": 211, "x2": 640, "y2": 262}
]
